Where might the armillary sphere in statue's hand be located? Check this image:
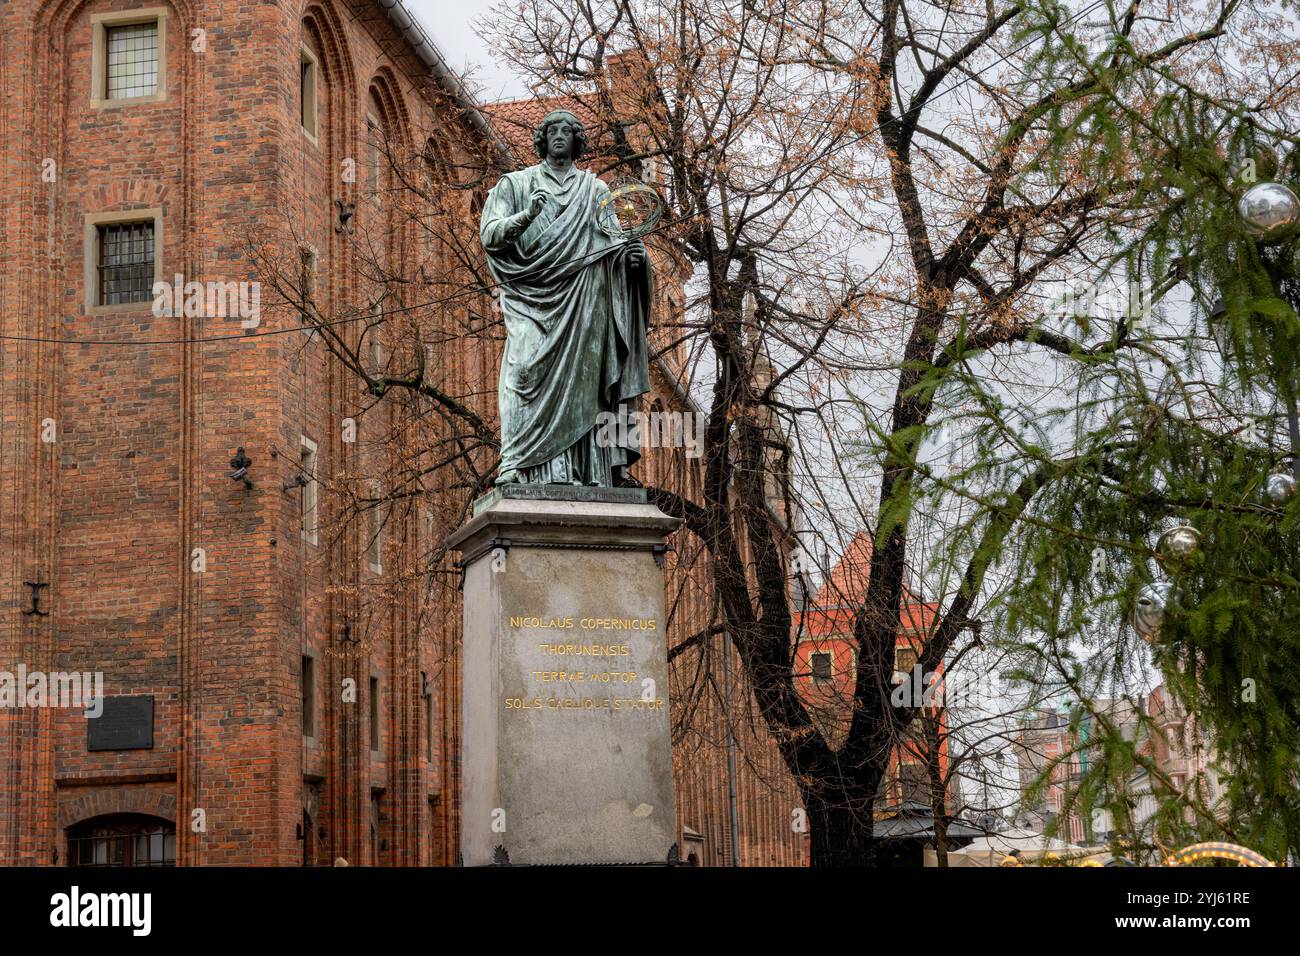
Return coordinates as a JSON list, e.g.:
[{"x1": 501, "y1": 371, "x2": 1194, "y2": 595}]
[{"x1": 596, "y1": 179, "x2": 665, "y2": 241}]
